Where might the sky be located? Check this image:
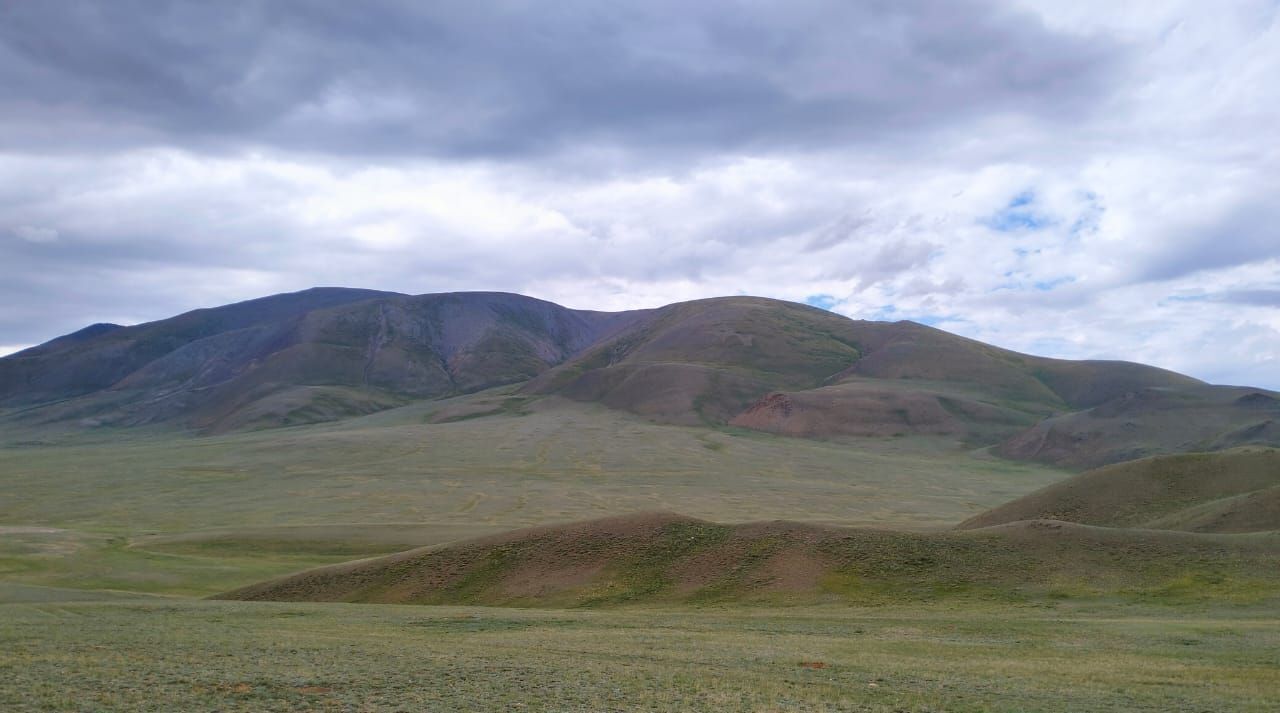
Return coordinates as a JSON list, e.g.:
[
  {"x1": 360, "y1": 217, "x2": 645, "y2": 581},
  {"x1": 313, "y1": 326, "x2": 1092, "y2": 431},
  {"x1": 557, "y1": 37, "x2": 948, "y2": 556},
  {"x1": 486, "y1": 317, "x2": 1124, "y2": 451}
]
[{"x1": 1, "y1": 0, "x2": 1277, "y2": 388}]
